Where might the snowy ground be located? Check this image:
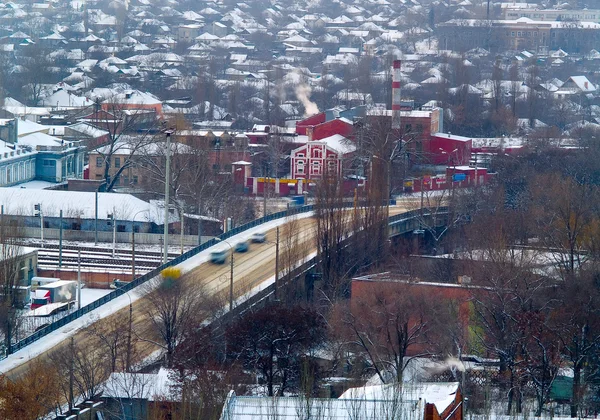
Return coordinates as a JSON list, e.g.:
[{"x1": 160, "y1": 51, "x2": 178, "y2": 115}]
[{"x1": 0, "y1": 211, "x2": 317, "y2": 374}]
